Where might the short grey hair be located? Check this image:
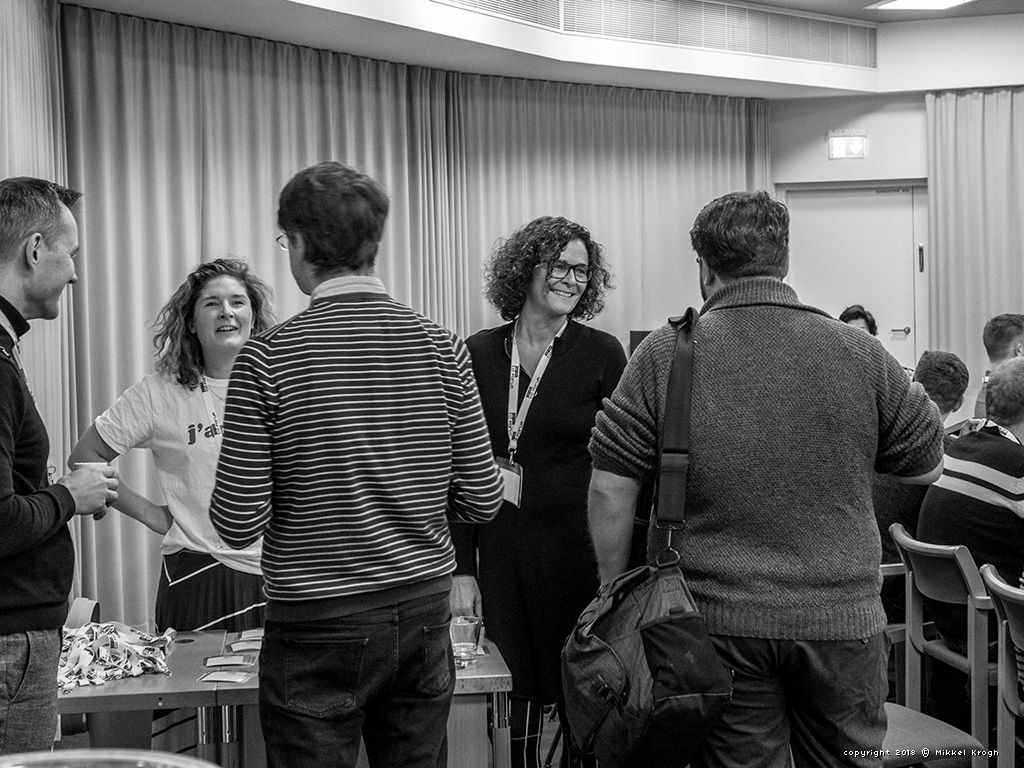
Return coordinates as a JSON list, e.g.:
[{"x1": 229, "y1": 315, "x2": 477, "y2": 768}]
[{"x1": 986, "y1": 357, "x2": 1024, "y2": 427}]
